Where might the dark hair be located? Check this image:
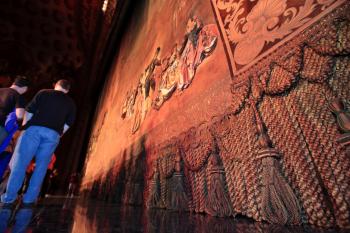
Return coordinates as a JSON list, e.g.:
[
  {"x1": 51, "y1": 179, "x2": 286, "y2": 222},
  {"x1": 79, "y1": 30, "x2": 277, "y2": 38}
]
[
  {"x1": 56, "y1": 79, "x2": 71, "y2": 91},
  {"x1": 13, "y1": 75, "x2": 30, "y2": 87}
]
